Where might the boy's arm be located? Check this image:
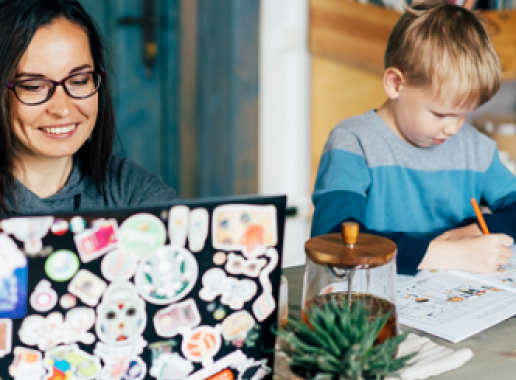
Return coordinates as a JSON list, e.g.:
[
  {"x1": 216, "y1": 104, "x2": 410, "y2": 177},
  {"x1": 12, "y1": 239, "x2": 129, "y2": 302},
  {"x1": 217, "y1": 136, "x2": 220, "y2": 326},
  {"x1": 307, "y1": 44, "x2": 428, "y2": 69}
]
[{"x1": 479, "y1": 149, "x2": 516, "y2": 237}]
